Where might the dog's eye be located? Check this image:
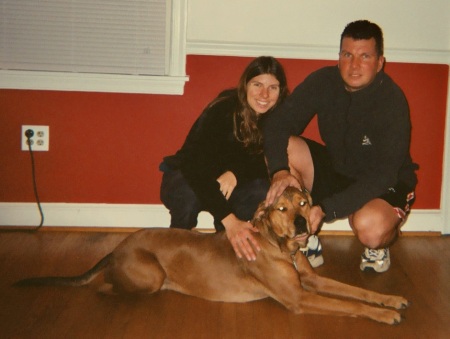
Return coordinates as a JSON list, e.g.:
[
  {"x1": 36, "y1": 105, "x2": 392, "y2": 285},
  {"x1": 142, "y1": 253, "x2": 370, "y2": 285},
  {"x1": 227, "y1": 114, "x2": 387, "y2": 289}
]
[
  {"x1": 299, "y1": 201, "x2": 306, "y2": 207},
  {"x1": 277, "y1": 207, "x2": 287, "y2": 212}
]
